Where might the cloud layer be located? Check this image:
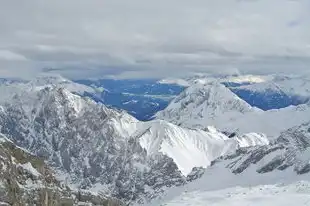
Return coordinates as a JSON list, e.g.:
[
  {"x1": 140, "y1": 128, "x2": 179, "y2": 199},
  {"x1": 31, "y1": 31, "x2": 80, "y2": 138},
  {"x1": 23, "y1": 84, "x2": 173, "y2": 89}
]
[{"x1": 1, "y1": 0, "x2": 310, "y2": 79}]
